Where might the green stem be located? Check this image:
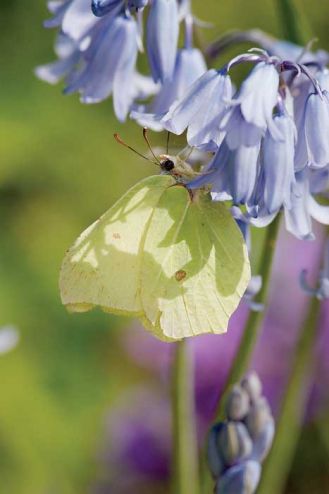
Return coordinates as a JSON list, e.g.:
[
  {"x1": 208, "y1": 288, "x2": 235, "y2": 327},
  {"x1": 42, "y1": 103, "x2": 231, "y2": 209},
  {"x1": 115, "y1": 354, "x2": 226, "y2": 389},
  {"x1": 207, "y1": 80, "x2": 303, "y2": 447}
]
[
  {"x1": 215, "y1": 213, "x2": 281, "y2": 421},
  {"x1": 277, "y1": 0, "x2": 310, "y2": 45},
  {"x1": 200, "y1": 215, "x2": 281, "y2": 493},
  {"x1": 172, "y1": 340, "x2": 199, "y2": 494},
  {"x1": 257, "y1": 294, "x2": 321, "y2": 494}
]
